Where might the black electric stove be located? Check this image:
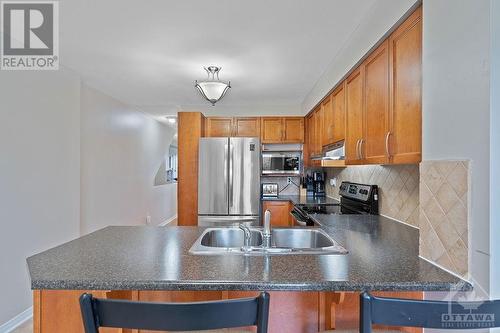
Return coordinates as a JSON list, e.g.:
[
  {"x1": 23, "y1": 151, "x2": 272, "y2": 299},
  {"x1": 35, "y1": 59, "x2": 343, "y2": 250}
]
[{"x1": 291, "y1": 182, "x2": 378, "y2": 226}]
